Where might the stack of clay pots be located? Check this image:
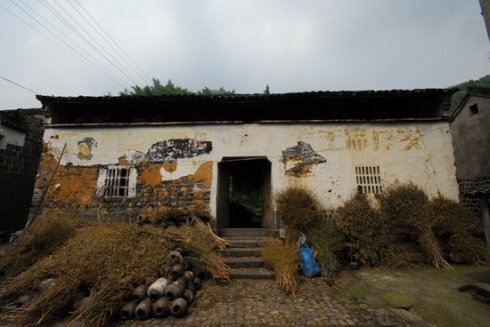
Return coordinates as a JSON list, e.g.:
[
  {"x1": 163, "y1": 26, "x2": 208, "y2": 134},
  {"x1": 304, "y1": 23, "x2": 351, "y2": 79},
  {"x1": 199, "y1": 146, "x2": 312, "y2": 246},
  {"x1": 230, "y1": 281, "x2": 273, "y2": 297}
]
[{"x1": 120, "y1": 249, "x2": 202, "y2": 321}]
